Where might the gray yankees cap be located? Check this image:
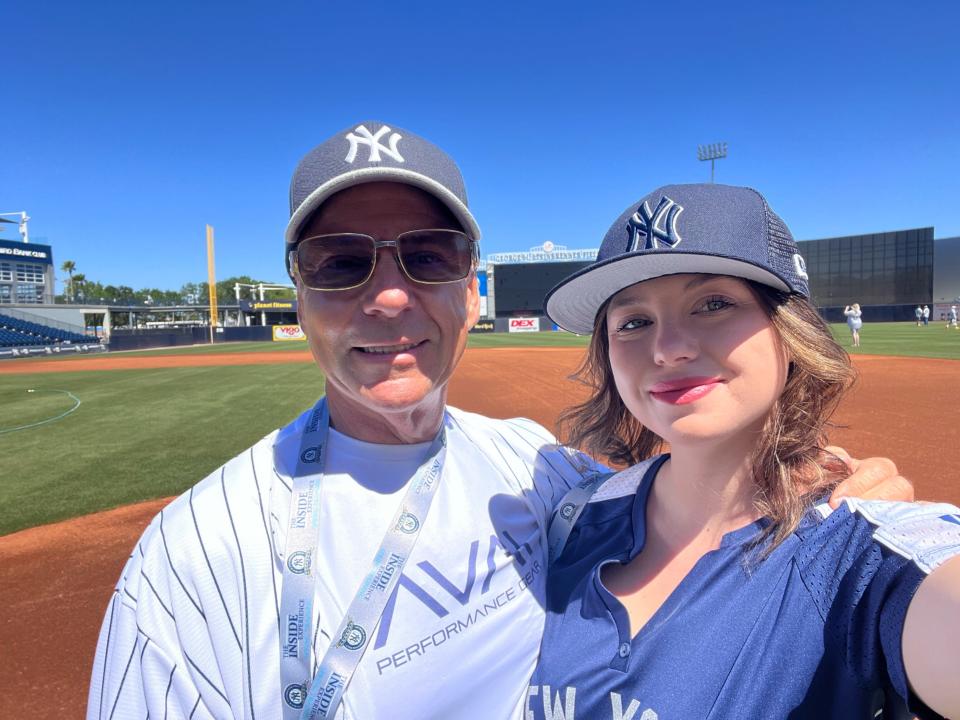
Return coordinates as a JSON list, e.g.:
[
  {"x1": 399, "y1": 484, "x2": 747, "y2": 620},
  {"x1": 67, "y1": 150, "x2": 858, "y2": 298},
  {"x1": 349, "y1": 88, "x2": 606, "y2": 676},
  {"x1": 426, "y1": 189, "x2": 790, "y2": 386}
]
[
  {"x1": 545, "y1": 183, "x2": 810, "y2": 335},
  {"x1": 285, "y1": 121, "x2": 482, "y2": 277}
]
